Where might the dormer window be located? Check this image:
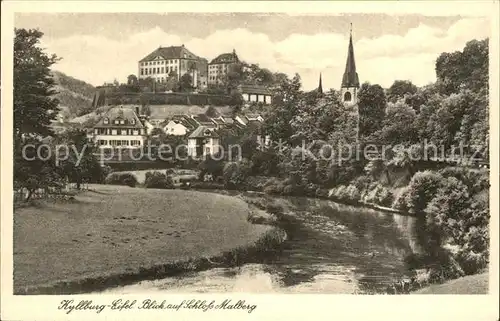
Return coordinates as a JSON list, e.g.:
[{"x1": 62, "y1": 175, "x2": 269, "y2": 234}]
[
  {"x1": 204, "y1": 129, "x2": 211, "y2": 136},
  {"x1": 114, "y1": 120, "x2": 119, "y2": 125},
  {"x1": 103, "y1": 118, "x2": 109, "y2": 124},
  {"x1": 131, "y1": 119, "x2": 136, "y2": 125},
  {"x1": 120, "y1": 120, "x2": 125, "y2": 125}
]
